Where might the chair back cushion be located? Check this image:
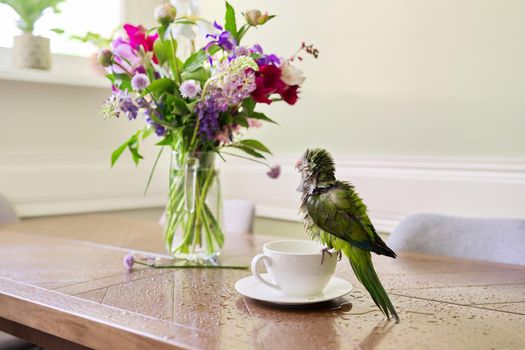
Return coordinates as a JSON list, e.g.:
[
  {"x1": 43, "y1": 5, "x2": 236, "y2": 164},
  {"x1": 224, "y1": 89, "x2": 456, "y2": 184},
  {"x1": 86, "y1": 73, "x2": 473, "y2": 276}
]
[
  {"x1": 388, "y1": 214, "x2": 525, "y2": 265},
  {"x1": 0, "y1": 194, "x2": 18, "y2": 225}
]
